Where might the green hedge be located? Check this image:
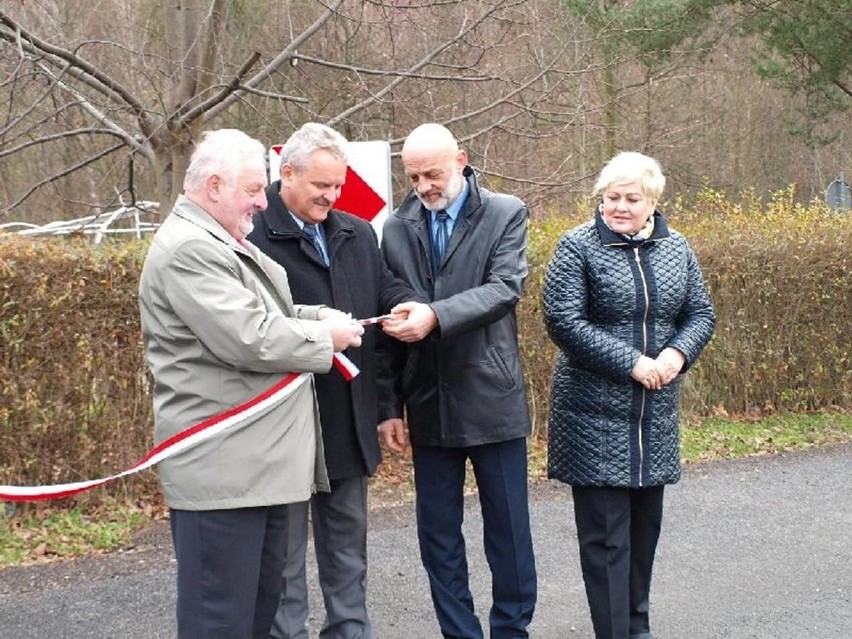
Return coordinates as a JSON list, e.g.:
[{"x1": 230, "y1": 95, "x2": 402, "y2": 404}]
[
  {"x1": 1, "y1": 188, "x2": 850, "y2": 496},
  {"x1": 0, "y1": 237, "x2": 155, "y2": 498}
]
